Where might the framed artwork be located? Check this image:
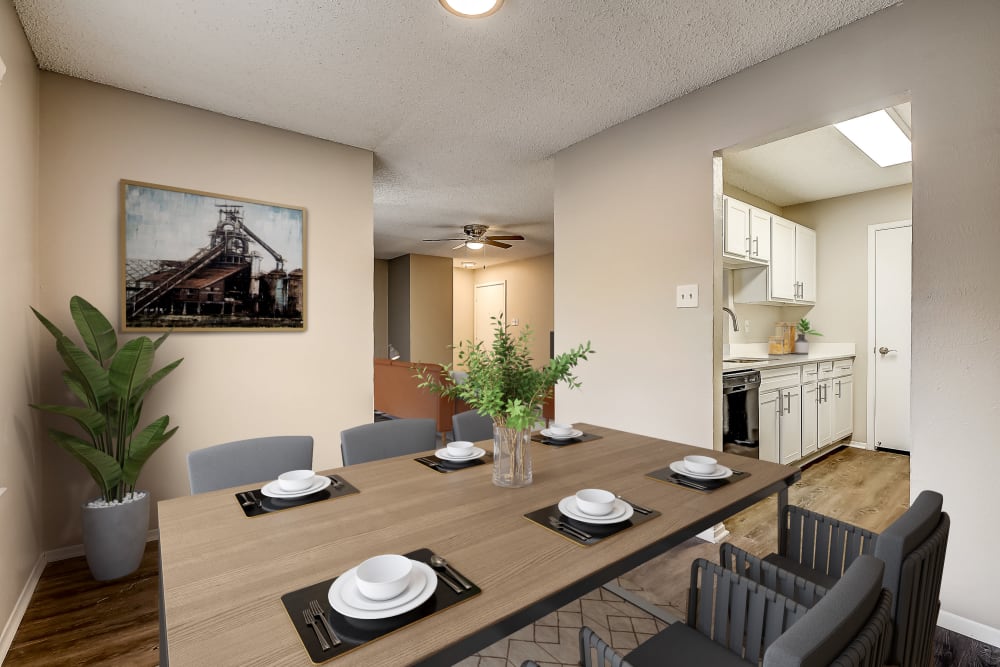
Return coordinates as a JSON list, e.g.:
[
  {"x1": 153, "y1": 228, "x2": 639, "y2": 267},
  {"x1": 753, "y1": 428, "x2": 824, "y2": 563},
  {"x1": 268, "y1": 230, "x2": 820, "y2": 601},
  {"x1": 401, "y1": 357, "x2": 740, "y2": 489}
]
[{"x1": 121, "y1": 180, "x2": 306, "y2": 331}]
